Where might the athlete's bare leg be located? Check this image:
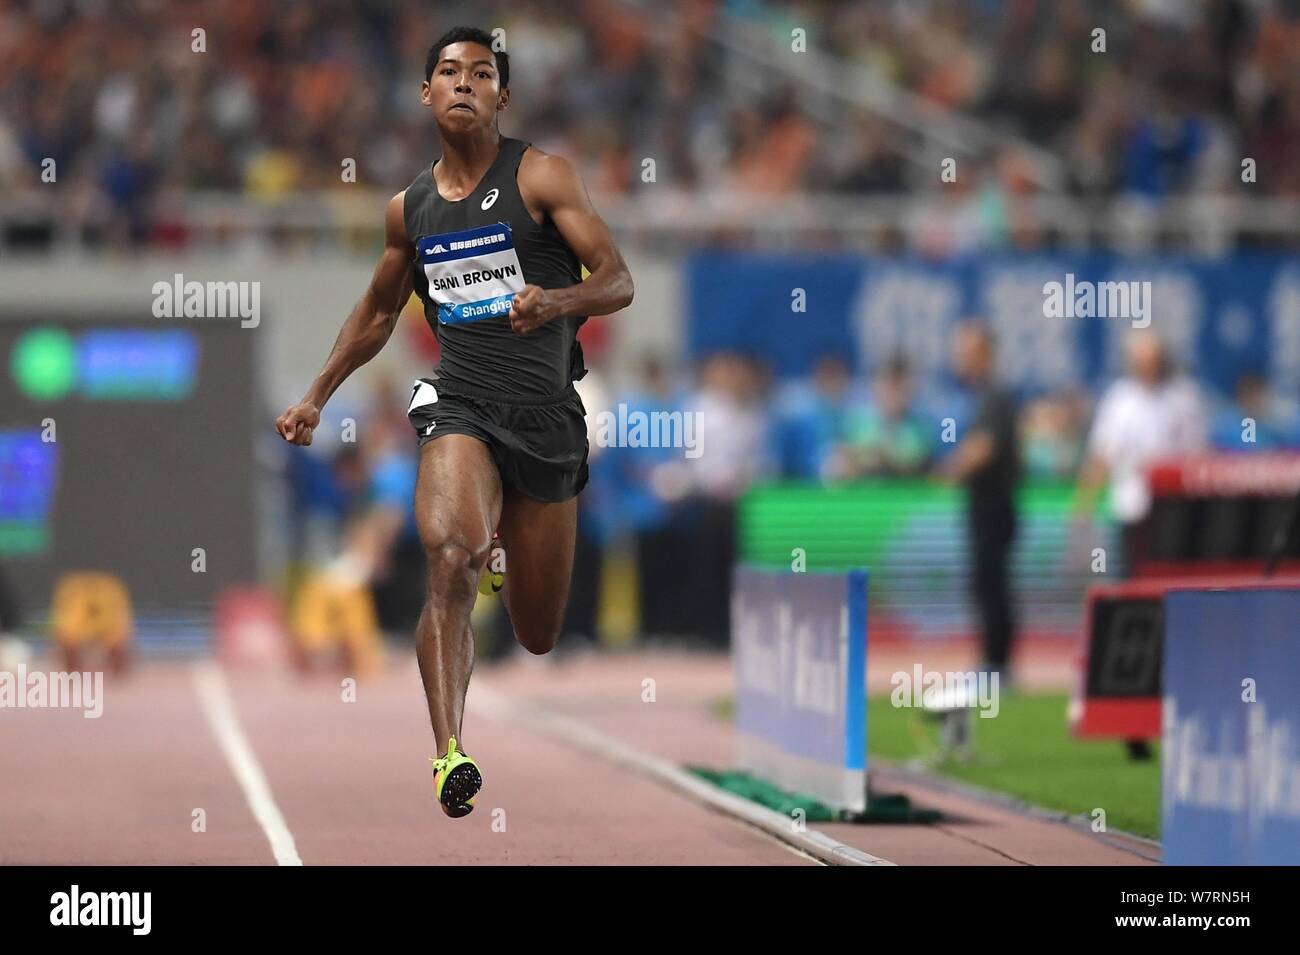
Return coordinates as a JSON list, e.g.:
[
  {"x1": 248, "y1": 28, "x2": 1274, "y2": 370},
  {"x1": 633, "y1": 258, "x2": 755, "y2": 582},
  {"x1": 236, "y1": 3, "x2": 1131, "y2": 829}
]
[
  {"x1": 496, "y1": 492, "x2": 578, "y2": 654},
  {"x1": 413, "y1": 435, "x2": 502, "y2": 754}
]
